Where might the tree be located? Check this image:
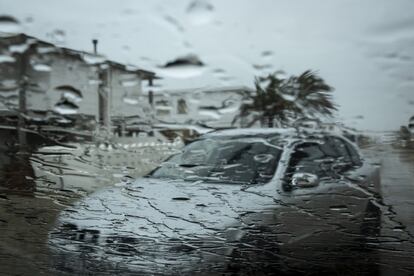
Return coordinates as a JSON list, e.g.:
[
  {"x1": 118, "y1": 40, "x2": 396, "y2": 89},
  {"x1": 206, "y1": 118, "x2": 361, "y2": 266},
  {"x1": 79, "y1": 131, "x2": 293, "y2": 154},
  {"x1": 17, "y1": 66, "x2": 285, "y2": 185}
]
[{"x1": 233, "y1": 70, "x2": 337, "y2": 128}]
